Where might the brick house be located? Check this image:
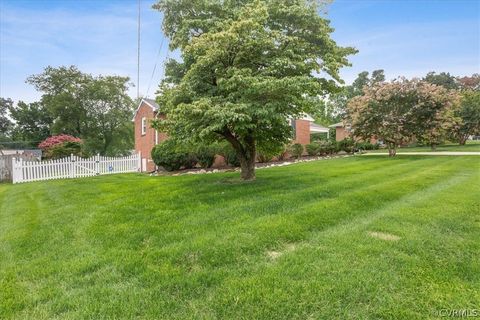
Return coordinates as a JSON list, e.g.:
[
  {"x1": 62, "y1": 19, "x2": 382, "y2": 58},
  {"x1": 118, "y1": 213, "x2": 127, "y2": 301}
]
[
  {"x1": 133, "y1": 99, "x2": 166, "y2": 172},
  {"x1": 329, "y1": 122, "x2": 378, "y2": 144},
  {"x1": 329, "y1": 122, "x2": 350, "y2": 141},
  {"x1": 133, "y1": 98, "x2": 323, "y2": 171}
]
